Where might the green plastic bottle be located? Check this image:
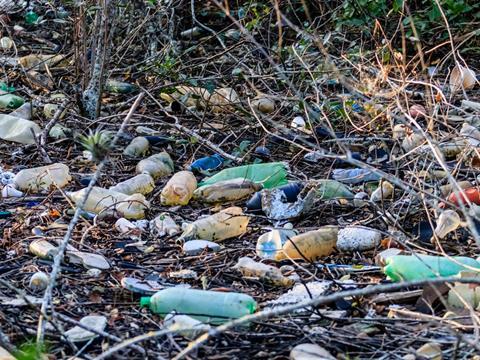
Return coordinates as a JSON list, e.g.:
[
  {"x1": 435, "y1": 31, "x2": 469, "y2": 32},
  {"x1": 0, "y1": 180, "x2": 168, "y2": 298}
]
[
  {"x1": 105, "y1": 80, "x2": 137, "y2": 94},
  {"x1": 199, "y1": 162, "x2": 288, "y2": 189},
  {"x1": 140, "y1": 288, "x2": 257, "y2": 324},
  {"x1": 0, "y1": 93, "x2": 25, "y2": 109},
  {"x1": 0, "y1": 82, "x2": 15, "y2": 93},
  {"x1": 384, "y1": 254, "x2": 480, "y2": 282}
]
